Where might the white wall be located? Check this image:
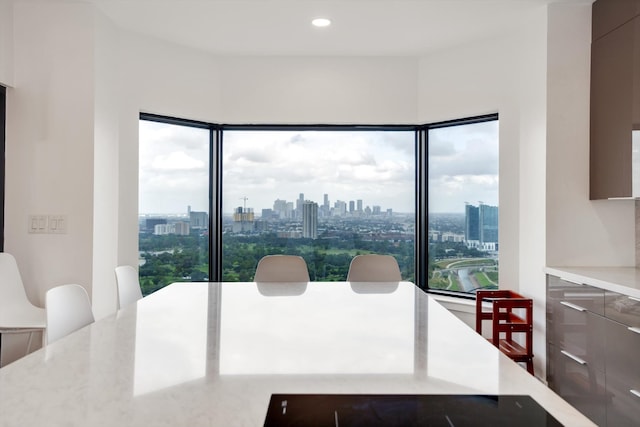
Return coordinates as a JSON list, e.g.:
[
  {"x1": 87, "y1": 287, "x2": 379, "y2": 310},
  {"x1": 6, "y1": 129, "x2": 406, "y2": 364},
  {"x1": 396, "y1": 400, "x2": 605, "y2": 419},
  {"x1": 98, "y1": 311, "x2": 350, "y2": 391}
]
[
  {"x1": 92, "y1": 9, "x2": 121, "y2": 319},
  {"x1": 517, "y1": 7, "x2": 550, "y2": 380},
  {"x1": 417, "y1": 26, "x2": 521, "y2": 292},
  {"x1": 417, "y1": 11, "x2": 549, "y2": 374},
  {"x1": 546, "y1": 4, "x2": 635, "y2": 267},
  {"x1": 7, "y1": 1, "x2": 95, "y2": 307},
  {"x1": 218, "y1": 57, "x2": 418, "y2": 124}
]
